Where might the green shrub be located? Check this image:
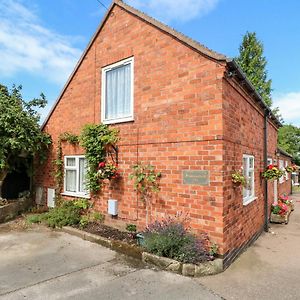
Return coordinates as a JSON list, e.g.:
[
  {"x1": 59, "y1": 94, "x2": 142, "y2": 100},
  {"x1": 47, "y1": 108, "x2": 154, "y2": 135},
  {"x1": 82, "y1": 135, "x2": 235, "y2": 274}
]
[
  {"x1": 79, "y1": 211, "x2": 105, "y2": 228},
  {"x1": 42, "y1": 201, "x2": 81, "y2": 228},
  {"x1": 27, "y1": 201, "x2": 105, "y2": 229},
  {"x1": 143, "y1": 217, "x2": 211, "y2": 264},
  {"x1": 92, "y1": 211, "x2": 105, "y2": 223},
  {"x1": 73, "y1": 199, "x2": 90, "y2": 210},
  {"x1": 26, "y1": 214, "x2": 43, "y2": 224},
  {"x1": 126, "y1": 224, "x2": 137, "y2": 232},
  {"x1": 79, "y1": 215, "x2": 89, "y2": 228}
]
